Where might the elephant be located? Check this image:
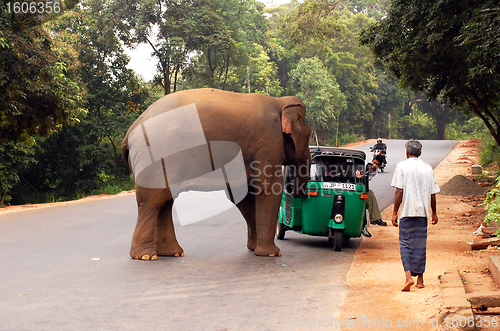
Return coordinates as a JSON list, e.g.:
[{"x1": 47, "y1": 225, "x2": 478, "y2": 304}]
[{"x1": 121, "y1": 88, "x2": 311, "y2": 260}]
